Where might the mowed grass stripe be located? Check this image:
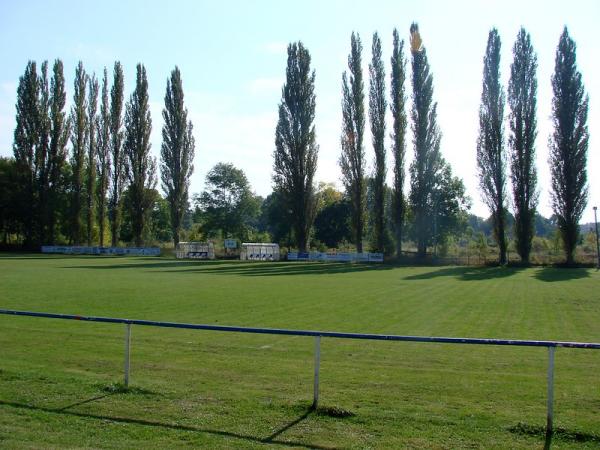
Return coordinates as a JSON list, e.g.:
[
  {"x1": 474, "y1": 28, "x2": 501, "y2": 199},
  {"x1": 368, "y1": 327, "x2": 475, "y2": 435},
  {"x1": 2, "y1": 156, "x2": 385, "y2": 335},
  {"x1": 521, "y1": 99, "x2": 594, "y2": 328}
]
[{"x1": 1, "y1": 254, "x2": 599, "y2": 448}]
